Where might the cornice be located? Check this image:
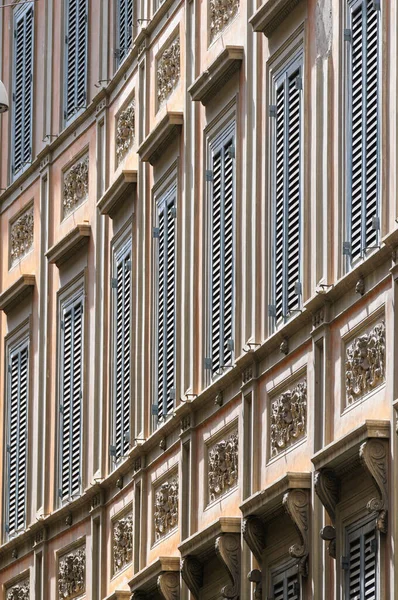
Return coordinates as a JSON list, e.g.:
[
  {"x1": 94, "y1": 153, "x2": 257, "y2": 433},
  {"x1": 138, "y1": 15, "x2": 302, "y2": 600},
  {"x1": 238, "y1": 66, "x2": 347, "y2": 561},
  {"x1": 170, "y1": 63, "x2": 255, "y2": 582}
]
[
  {"x1": 250, "y1": 0, "x2": 303, "y2": 37},
  {"x1": 138, "y1": 112, "x2": 183, "y2": 165},
  {"x1": 97, "y1": 170, "x2": 137, "y2": 218},
  {"x1": 178, "y1": 517, "x2": 241, "y2": 559},
  {"x1": 0, "y1": 275, "x2": 35, "y2": 314},
  {"x1": 128, "y1": 556, "x2": 180, "y2": 593},
  {"x1": 46, "y1": 224, "x2": 91, "y2": 268}
]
